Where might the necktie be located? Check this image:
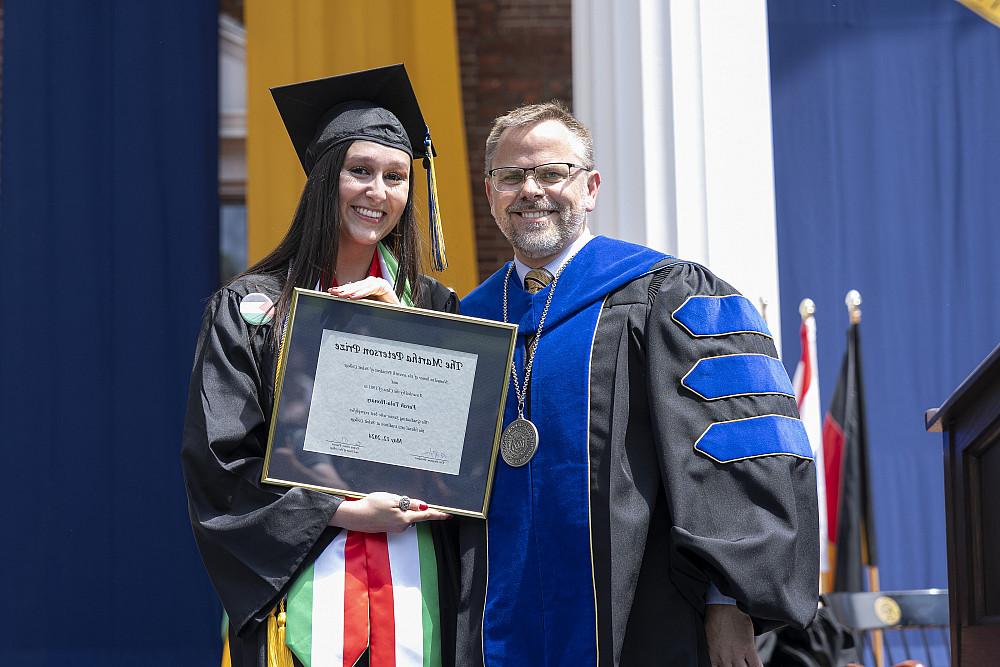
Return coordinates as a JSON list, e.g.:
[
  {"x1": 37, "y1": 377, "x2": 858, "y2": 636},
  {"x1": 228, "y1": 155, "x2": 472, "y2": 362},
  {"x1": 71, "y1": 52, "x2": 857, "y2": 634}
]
[{"x1": 523, "y1": 268, "x2": 554, "y2": 294}]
